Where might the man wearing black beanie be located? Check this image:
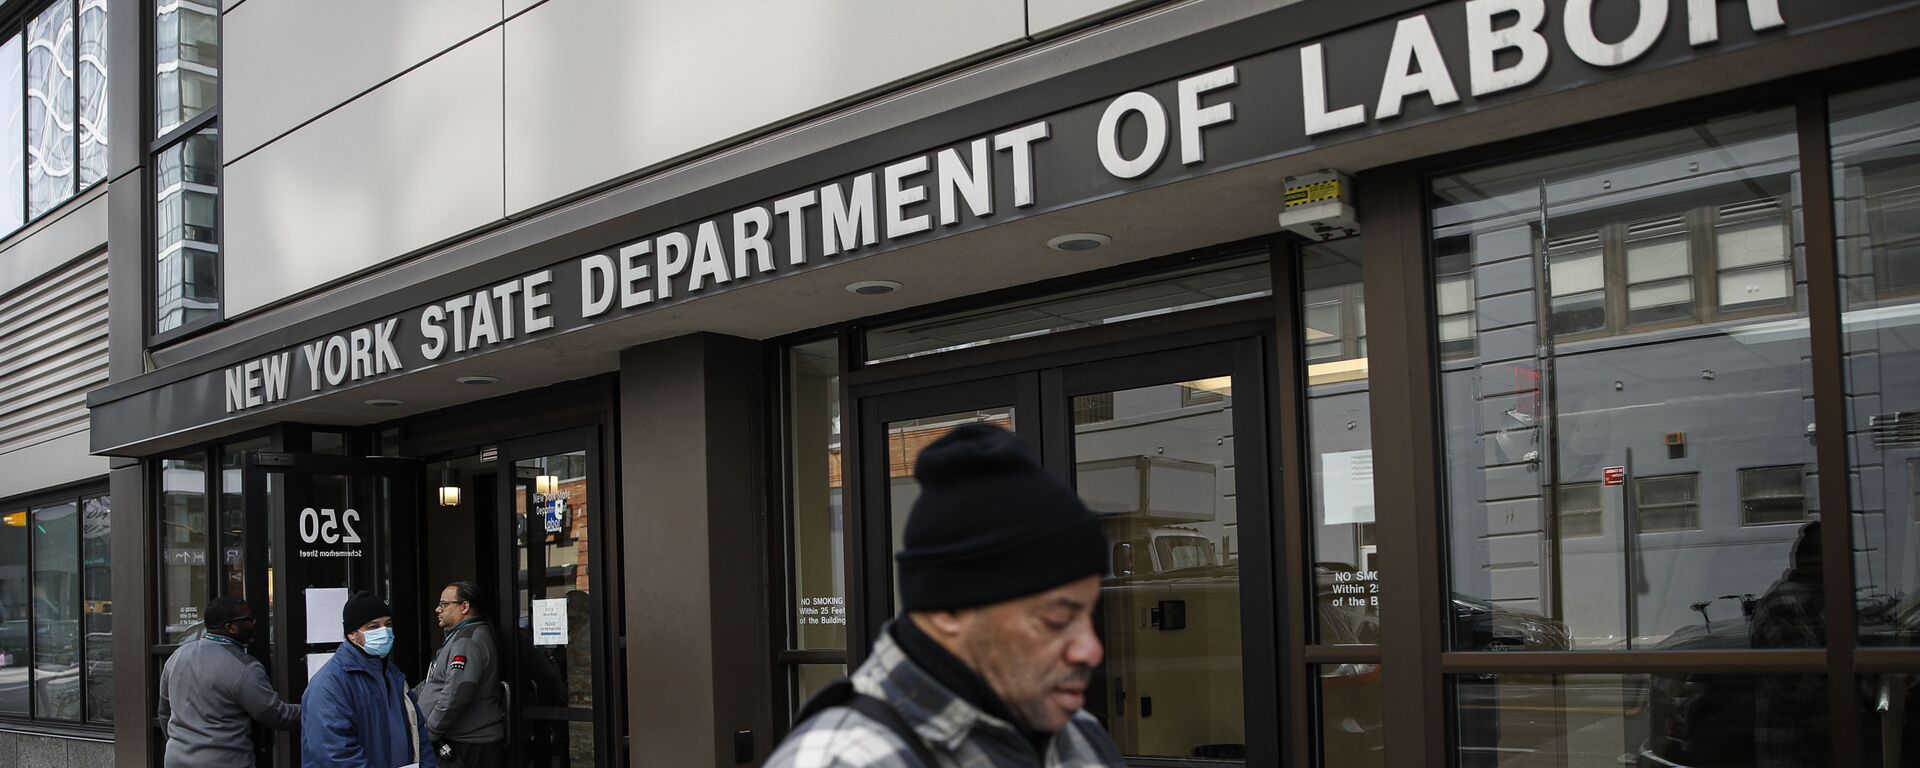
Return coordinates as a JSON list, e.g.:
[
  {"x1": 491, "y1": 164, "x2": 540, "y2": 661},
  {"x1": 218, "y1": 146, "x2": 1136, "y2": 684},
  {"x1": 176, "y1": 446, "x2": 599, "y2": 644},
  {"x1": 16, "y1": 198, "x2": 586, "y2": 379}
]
[
  {"x1": 769, "y1": 423, "x2": 1123, "y2": 767},
  {"x1": 301, "y1": 592, "x2": 435, "y2": 767}
]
